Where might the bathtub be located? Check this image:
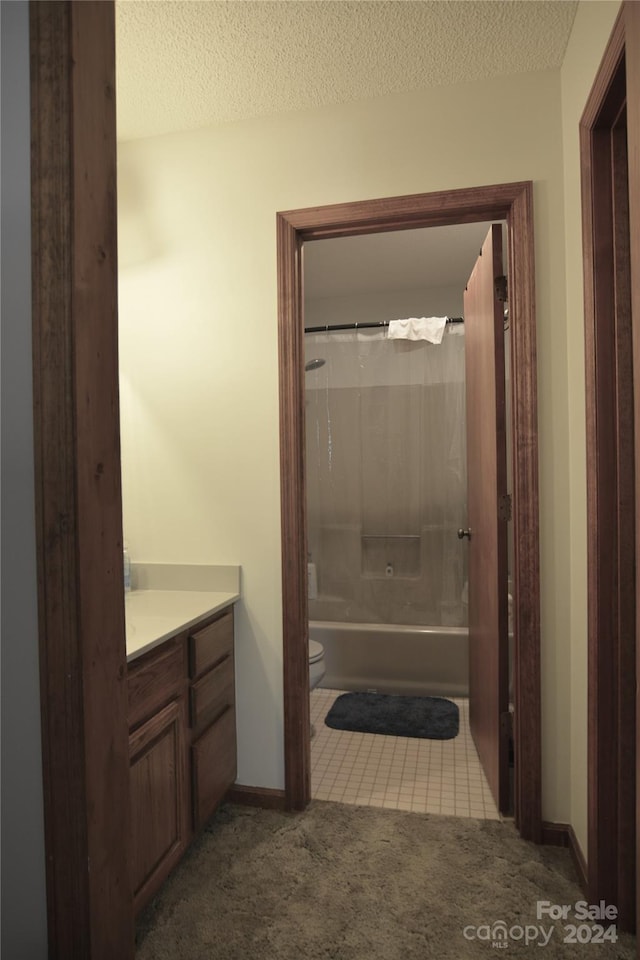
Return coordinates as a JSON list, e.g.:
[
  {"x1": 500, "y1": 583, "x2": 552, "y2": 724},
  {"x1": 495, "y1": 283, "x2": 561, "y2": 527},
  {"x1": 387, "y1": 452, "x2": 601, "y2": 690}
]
[{"x1": 309, "y1": 620, "x2": 469, "y2": 698}]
